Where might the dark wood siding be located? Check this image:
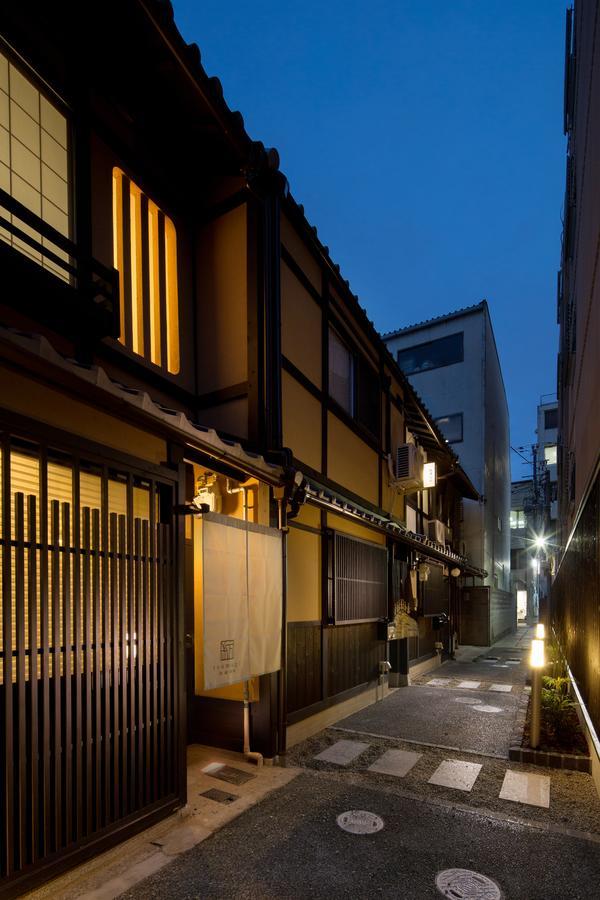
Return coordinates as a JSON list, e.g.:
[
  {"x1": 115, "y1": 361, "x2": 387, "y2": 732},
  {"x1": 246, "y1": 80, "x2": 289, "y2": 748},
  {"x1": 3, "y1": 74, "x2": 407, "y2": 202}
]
[
  {"x1": 286, "y1": 622, "x2": 322, "y2": 715},
  {"x1": 328, "y1": 622, "x2": 382, "y2": 696}
]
